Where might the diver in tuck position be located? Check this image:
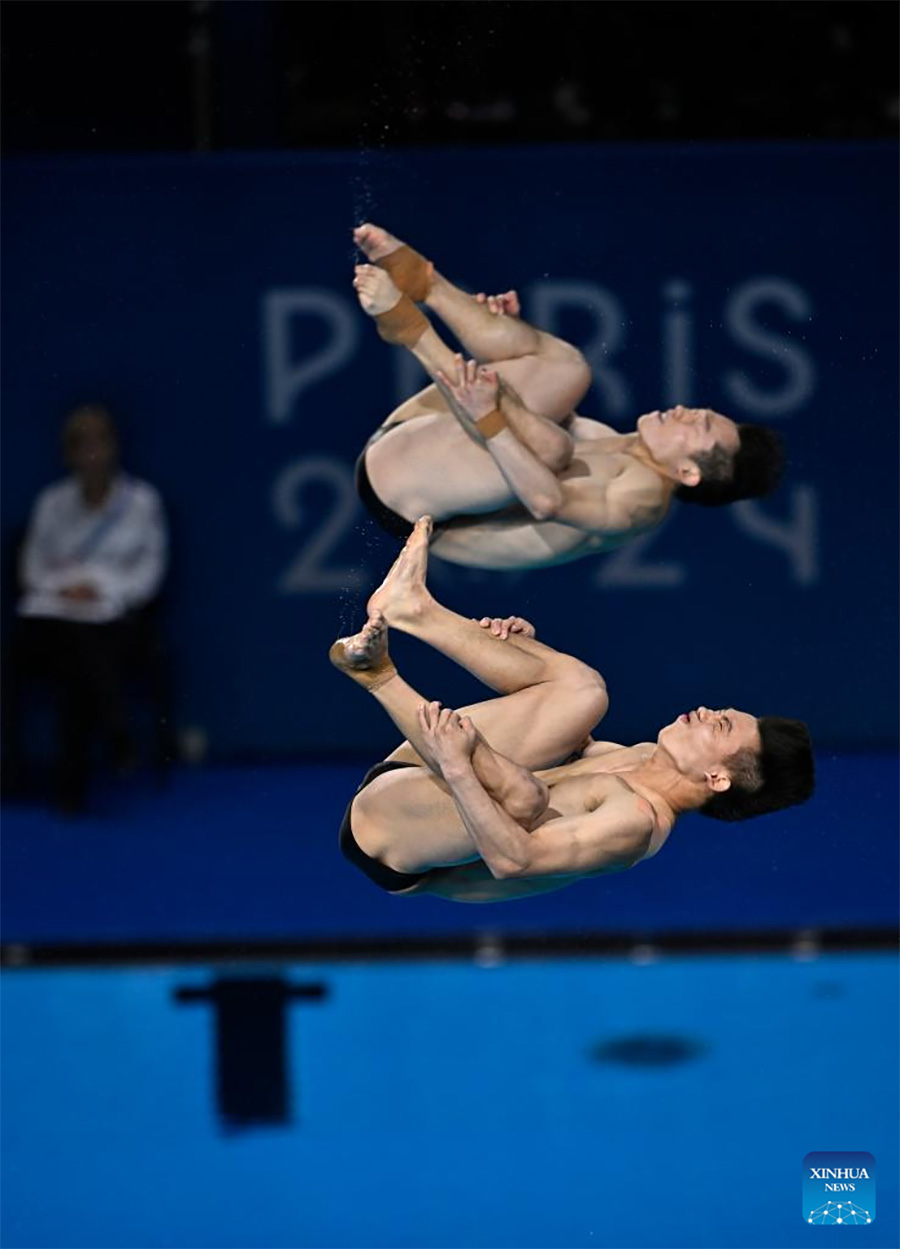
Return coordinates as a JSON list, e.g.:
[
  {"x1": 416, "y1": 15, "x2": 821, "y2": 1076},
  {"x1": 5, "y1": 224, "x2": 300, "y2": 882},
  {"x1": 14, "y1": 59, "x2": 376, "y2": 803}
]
[
  {"x1": 351, "y1": 222, "x2": 784, "y2": 570},
  {"x1": 330, "y1": 518, "x2": 815, "y2": 903}
]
